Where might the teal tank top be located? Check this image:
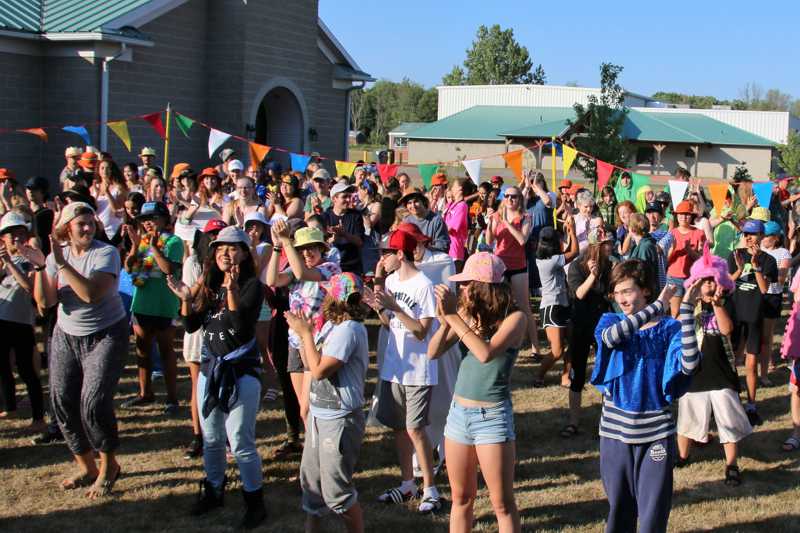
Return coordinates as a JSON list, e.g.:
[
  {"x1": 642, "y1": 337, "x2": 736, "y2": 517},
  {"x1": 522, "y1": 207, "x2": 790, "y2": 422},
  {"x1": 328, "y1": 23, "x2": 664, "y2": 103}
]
[{"x1": 453, "y1": 345, "x2": 519, "y2": 403}]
